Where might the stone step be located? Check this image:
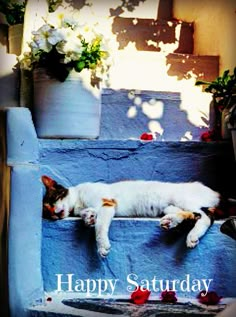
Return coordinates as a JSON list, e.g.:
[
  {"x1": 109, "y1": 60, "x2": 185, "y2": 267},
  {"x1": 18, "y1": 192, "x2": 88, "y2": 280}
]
[
  {"x1": 40, "y1": 219, "x2": 236, "y2": 298},
  {"x1": 100, "y1": 89, "x2": 208, "y2": 141},
  {"x1": 112, "y1": 17, "x2": 194, "y2": 54},
  {"x1": 28, "y1": 299, "x2": 227, "y2": 317},
  {"x1": 38, "y1": 139, "x2": 235, "y2": 198}
]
